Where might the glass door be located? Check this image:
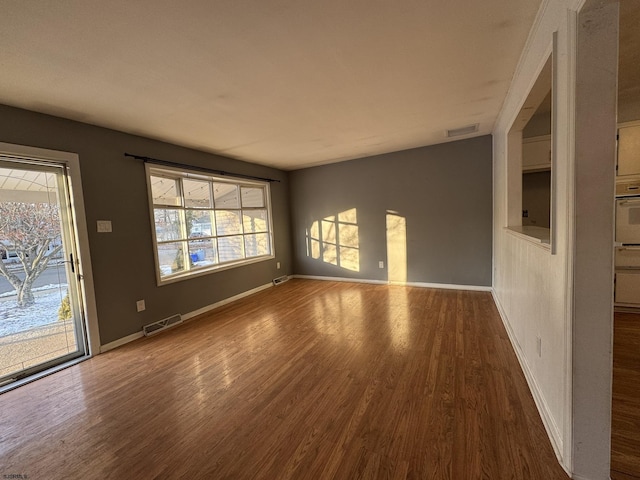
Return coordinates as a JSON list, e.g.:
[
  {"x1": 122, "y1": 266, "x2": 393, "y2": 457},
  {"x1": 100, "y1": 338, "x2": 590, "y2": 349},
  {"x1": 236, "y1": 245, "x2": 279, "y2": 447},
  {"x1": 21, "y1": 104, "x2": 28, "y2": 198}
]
[{"x1": 0, "y1": 157, "x2": 87, "y2": 387}]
